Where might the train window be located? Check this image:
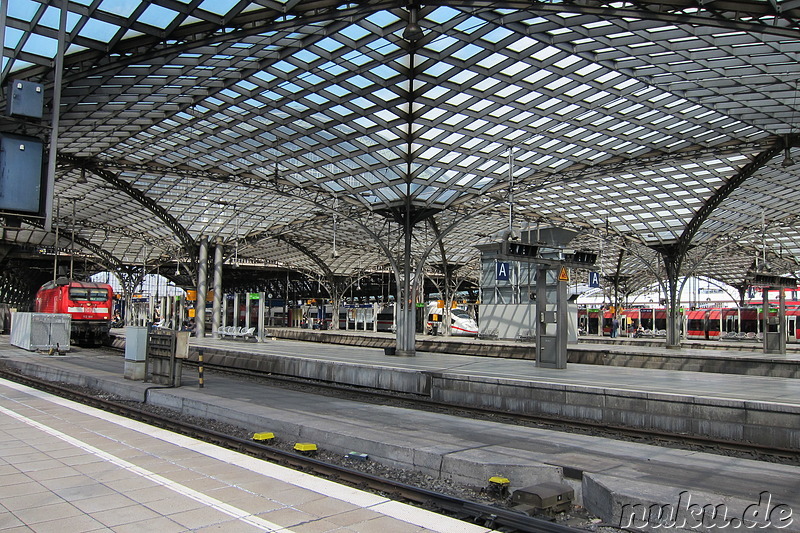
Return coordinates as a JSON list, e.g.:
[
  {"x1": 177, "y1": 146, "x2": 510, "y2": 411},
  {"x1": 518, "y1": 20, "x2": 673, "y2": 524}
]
[
  {"x1": 451, "y1": 309, "x2": 470, "y2": 318},
  {"x1": 69, "y1": 287, "x2": 109, "y2": 301}
]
